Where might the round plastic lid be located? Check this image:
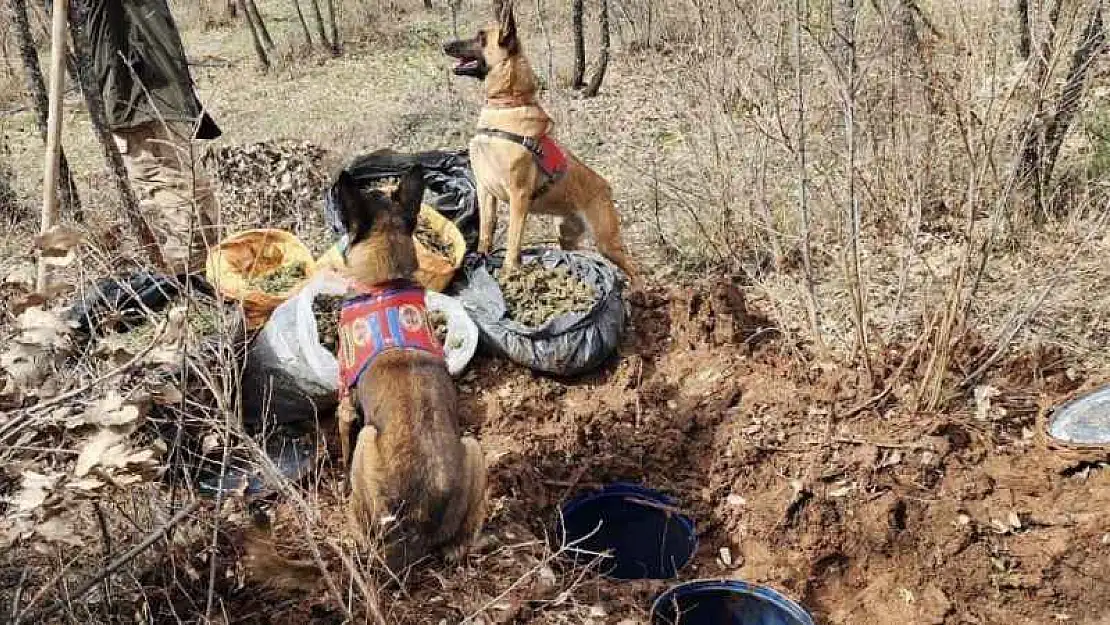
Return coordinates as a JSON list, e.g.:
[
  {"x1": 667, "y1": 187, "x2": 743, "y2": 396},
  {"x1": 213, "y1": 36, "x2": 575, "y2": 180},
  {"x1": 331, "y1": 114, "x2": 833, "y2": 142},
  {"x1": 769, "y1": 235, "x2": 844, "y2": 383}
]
[{"x1": 1048, "y1": 385, "x2": 1110, "y2": 445}]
